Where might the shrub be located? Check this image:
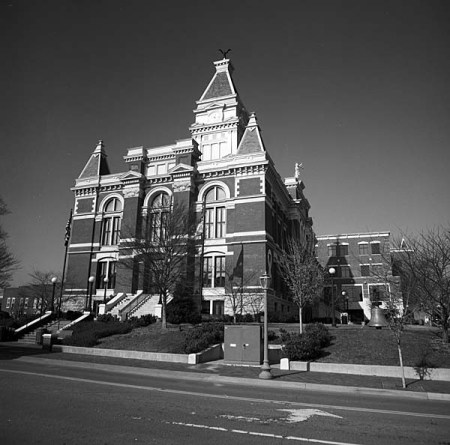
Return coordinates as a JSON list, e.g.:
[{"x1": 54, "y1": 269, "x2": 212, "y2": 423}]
[
  {"x1": 282, "y1": 333, "x2": 321, "y2": 361},
  {"x1": 63, "y1": 320, "x2": 132, "y2": 347},
  {"x1": 183, "y1": 322, "x2": 225, "y2": 354},
  {"x1": 66, "y1": 310, "x2": 83, "y2": 321},
  {"x1": 128, "y1": 314, "x2": 157, "y2": 327},
  {"x1": 304, "y1": 323, "x2": 331, "y2": 348},
  {"x1": 96, "y1": 313, "x2": 117, "y2": 323},
  {"x1": 268, "y1": 330, "x2": 278, "y2": 341}
]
